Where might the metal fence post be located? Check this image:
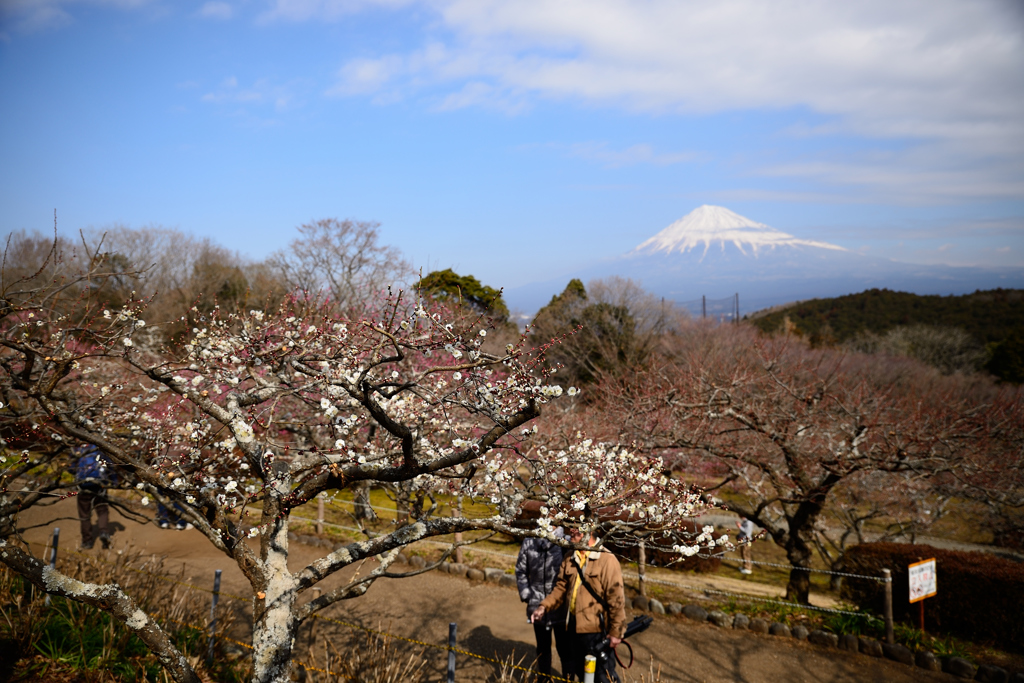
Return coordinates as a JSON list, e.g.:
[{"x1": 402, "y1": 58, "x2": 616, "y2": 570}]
[
  {"x1": 207, "y1": 569, "x2": 222, "y2": 664},
  {"x1": 44, "y1": 527, "x2": 60, "y2": 606},
  {"x1": 447, "y1": 622, "x2": 457, "y2": 683},
  {"x1": 882, "y1": 568, "x2": 894, "y2": 644}
]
